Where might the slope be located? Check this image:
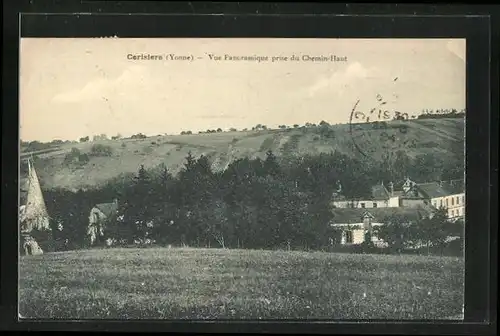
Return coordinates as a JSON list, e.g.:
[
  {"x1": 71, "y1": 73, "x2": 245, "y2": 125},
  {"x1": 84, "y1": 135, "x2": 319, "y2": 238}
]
[{"x1": 21, "y1": 118, "x2": 465, "y2": 191}]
